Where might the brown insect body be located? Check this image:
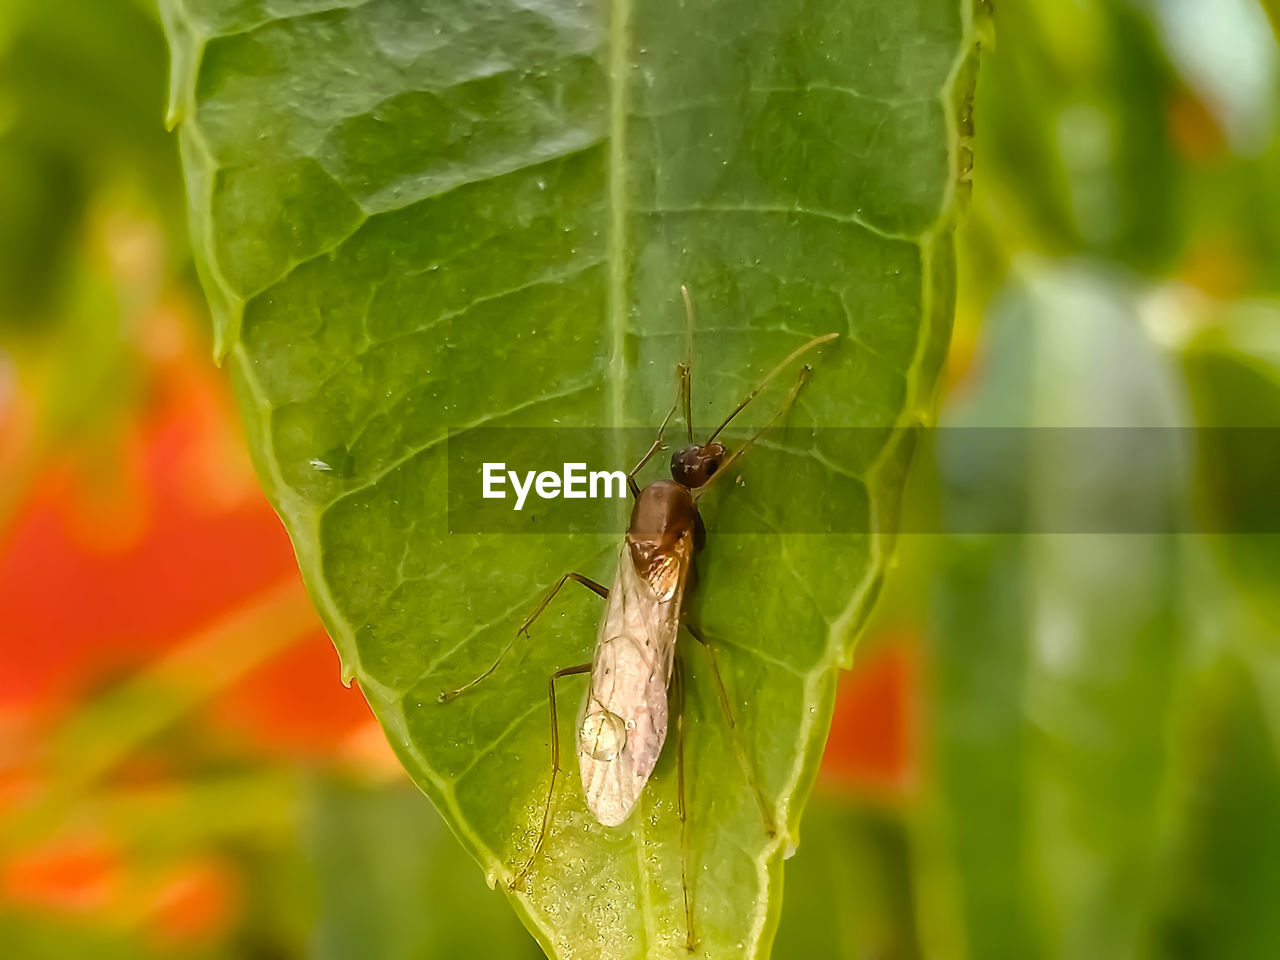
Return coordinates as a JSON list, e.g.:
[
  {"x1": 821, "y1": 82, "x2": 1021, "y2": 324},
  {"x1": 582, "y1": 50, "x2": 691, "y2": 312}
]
[
  {"x1": 627, "y1": 476, "x2": 705, "y2": 569},
  {"x1": 576, "y1": 451, "x2": 722, "y2": 827},
  {"x1": 440, "y1": 287, "x2": 836, "y2": 915}
]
